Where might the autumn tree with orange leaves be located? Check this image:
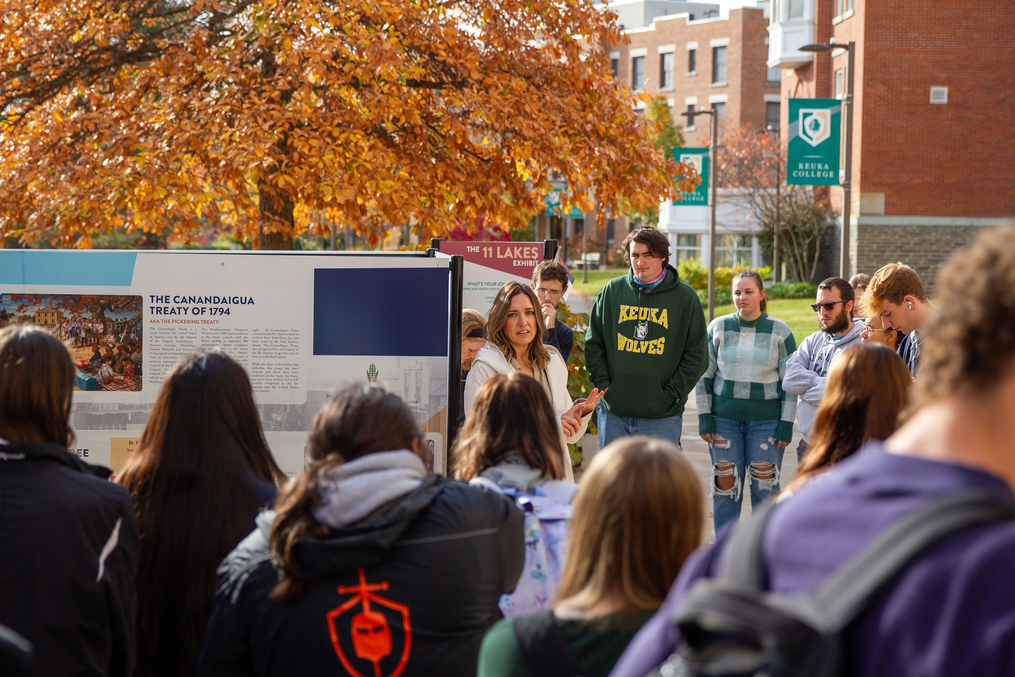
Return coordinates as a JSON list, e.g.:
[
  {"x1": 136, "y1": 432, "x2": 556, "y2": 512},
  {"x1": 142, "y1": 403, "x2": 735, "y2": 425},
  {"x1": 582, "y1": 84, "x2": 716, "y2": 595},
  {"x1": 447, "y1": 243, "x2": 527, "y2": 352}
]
[{"x1": 0, "y1": 0, "x2": 700, "y2": 249}]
